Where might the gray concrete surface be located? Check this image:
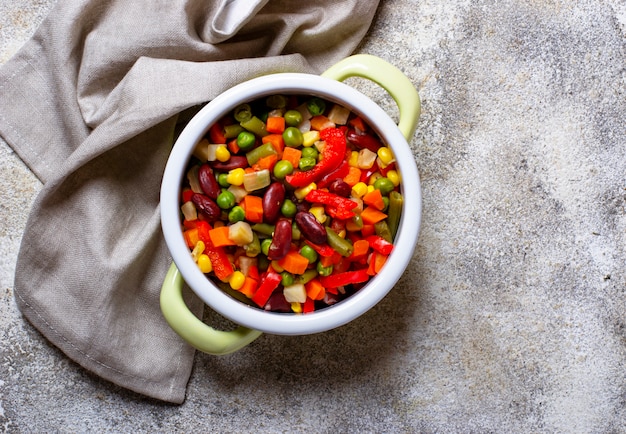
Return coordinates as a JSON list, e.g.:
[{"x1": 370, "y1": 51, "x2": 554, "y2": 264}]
[{"x1": 2, "y1": 0, "x2": 625, "y2": 432}]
